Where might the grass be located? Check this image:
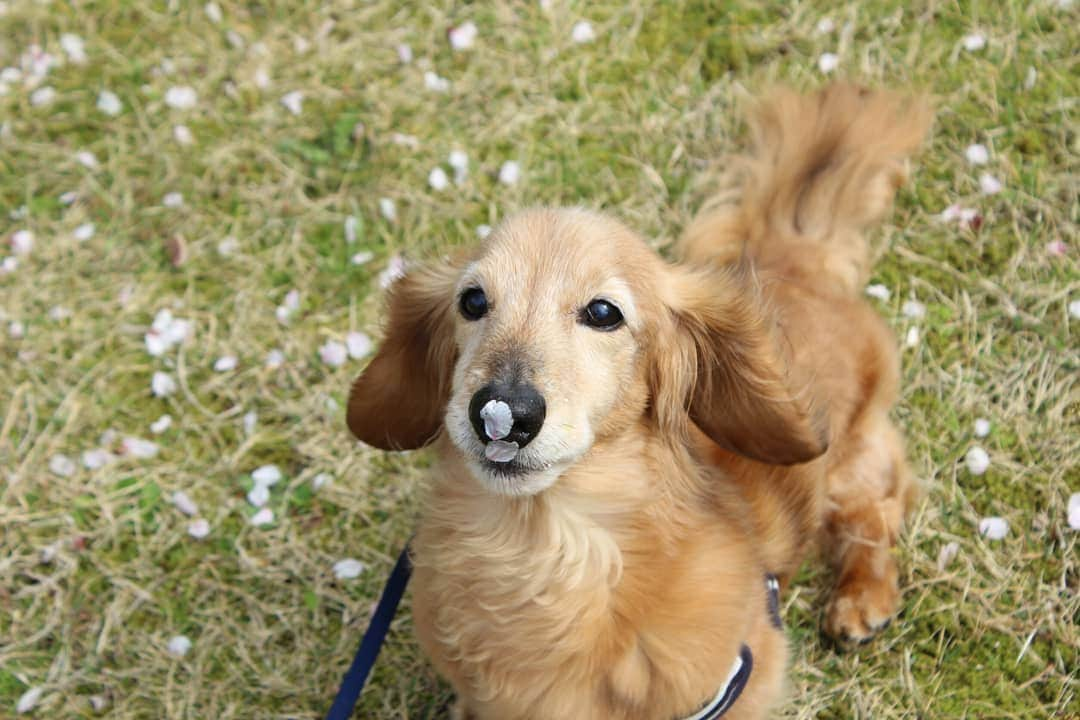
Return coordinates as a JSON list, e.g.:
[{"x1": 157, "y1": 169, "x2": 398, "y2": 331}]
[{"x1": 0, "y1": 0, "x2": 1076, "y2": 717}]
